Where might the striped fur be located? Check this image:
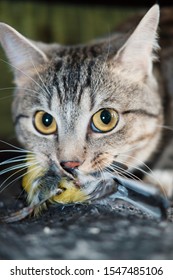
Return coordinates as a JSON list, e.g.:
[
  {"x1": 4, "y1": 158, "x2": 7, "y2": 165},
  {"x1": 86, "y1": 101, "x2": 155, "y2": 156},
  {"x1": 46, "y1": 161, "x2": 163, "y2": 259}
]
[{"x1": 1, "y1": 5, "x2": 173, "y2": 206}]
